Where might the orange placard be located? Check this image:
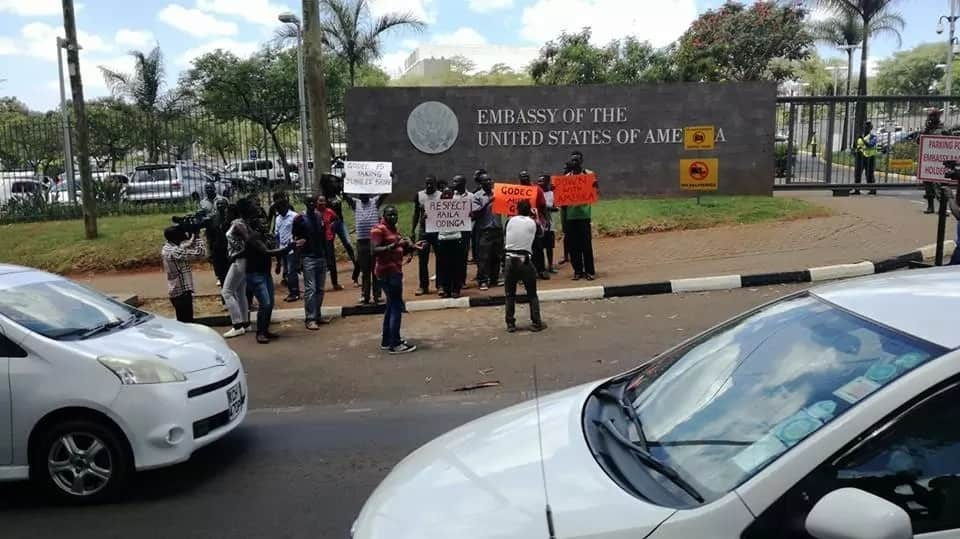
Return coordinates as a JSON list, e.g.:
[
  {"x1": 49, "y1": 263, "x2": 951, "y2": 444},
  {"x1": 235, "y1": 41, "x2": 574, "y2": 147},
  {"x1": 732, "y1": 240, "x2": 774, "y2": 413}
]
[
  {"x1": 551, "y1": 173, "x2": 598, "y2": 207},
  {"x1": 492, "y1": 183, "x2": 538, "y2": 216}
]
